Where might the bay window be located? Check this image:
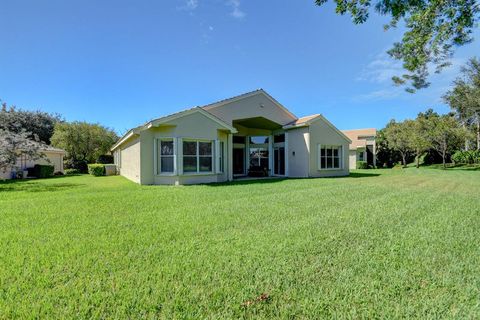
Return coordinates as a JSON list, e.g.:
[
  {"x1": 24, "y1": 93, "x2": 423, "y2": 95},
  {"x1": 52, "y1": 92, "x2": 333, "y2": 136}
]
[{"x1": 318, "y1": 145, "x2": 342, "y2": 170}]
